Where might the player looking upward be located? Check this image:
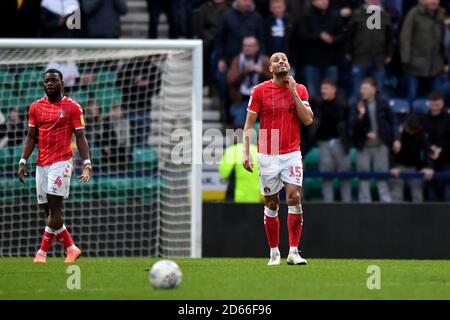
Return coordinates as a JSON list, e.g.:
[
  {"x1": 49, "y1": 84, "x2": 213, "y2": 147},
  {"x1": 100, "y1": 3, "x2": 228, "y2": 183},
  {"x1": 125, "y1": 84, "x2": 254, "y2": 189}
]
[
  {"x1": 243, "y1": 52, "x2": 314, "y2": 266},
  {"x1": 18, "y1": 69, "x2": 92, "y2": 264}
]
